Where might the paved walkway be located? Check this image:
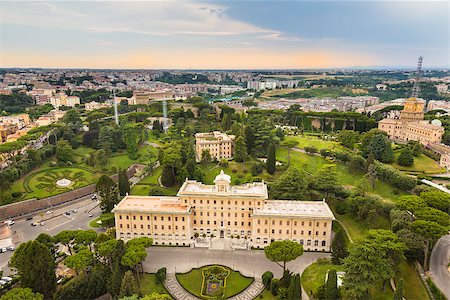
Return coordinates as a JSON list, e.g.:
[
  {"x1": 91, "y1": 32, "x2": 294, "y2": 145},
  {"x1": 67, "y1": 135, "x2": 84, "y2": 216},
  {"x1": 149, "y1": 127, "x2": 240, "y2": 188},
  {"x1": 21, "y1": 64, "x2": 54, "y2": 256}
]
[
  {"x1": 429, "y1": 234, "x2": 450, "y2": 299},
  {"x1": 145, "y1": 248, "x2": 329, "y2": 300},
  {"x1": 164, "y1": 273, "x2": 198, "y2": 300},
  {"x1": 228, "y1": 279, "x2": 264, "y2": 300}
]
